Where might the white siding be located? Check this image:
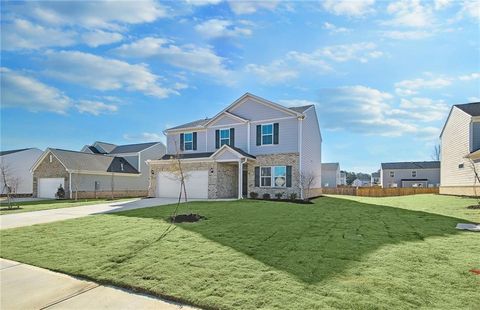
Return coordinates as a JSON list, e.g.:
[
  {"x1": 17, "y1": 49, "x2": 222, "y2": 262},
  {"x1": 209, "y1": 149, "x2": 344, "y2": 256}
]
[
  {"x1": 441, "y1": 107, "x2": 479, "y2": 186},
  {"x1": 301, "y1": 107, "x2": 322, "y2": 189},
  {"x1": 210, "y1": 114, "x2": 245, "y2": 126},
  {"x1": 229, "y1": 98, "x2": 293, "y2": 121},
  {"x1": 207, "y1": 124, "x2": 248, "y2": 152},
  {"x1": 166, "y1": 130, "x2": 207, "y2": 154},
  {"x1": 0, "y1": 148, "x2": 43, "y2": 194},
  {"x1": 249, "y1": 118, "x2": 299, "y2": 155}
]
